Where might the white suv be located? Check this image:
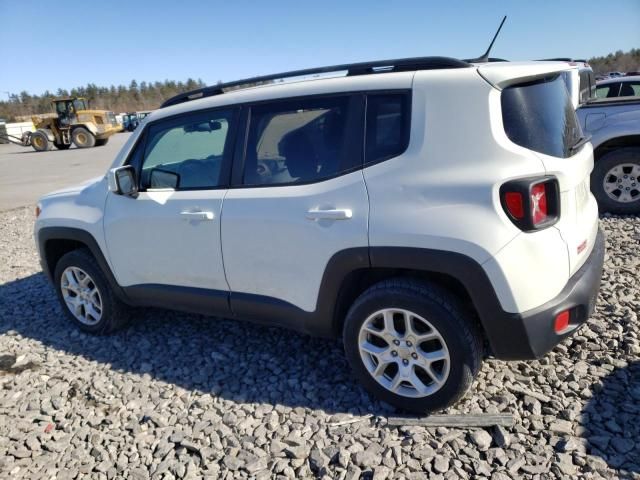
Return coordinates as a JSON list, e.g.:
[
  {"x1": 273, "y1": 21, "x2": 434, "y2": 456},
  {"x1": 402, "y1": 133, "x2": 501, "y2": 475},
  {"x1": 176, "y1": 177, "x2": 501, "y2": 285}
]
[{"x1": 35, "y1": 56, "x2": 605, "y2": 413}]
